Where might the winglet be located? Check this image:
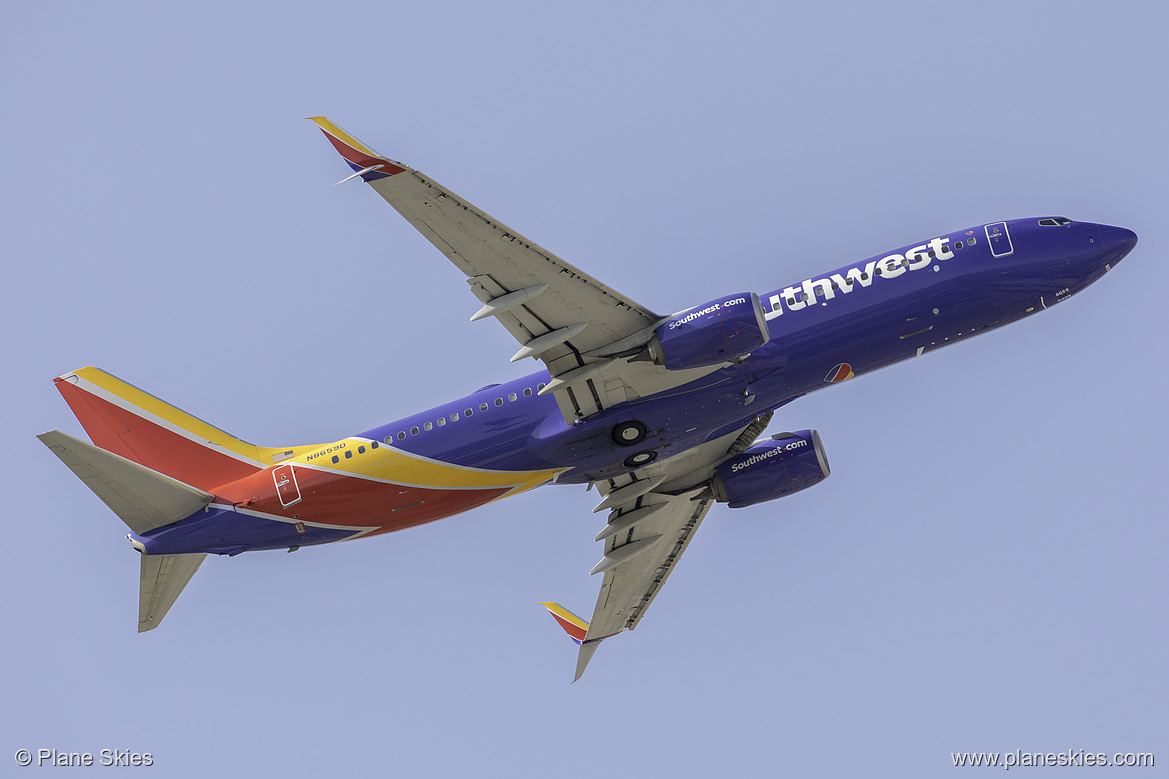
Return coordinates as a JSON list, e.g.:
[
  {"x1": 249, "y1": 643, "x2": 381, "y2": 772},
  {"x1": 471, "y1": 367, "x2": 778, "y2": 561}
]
[
  {"x1": 307, "y1": 117, "x2": 411, "y2": 183},
  {"x1": 540, "y1": 601, "x2": 589, "y2": 644},
  {"x1": 540, "y1": 602, "x2": 614, "y2": 682}
]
